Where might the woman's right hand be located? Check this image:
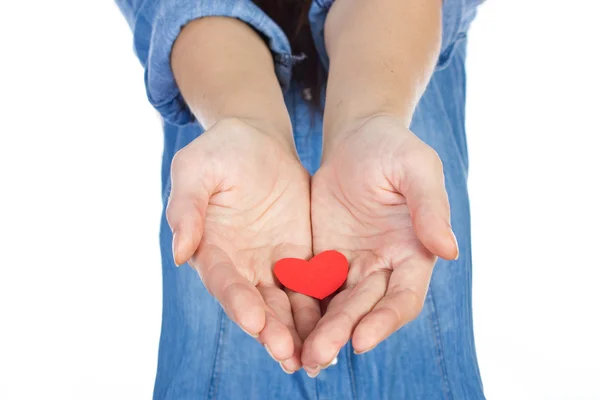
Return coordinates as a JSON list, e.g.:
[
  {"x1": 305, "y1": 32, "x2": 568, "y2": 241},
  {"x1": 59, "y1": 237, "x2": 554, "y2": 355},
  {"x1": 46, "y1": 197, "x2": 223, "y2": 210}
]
[{"x1": 166, "y1": 118, "x2": 319, "y2": 373}]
